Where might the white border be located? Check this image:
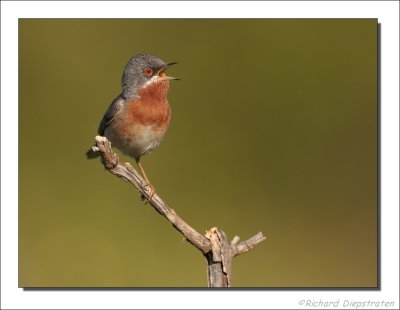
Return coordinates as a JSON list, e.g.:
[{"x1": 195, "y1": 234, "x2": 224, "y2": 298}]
[{"x1": 1, "y1": 1, "x2": 399, "y2": 309}]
